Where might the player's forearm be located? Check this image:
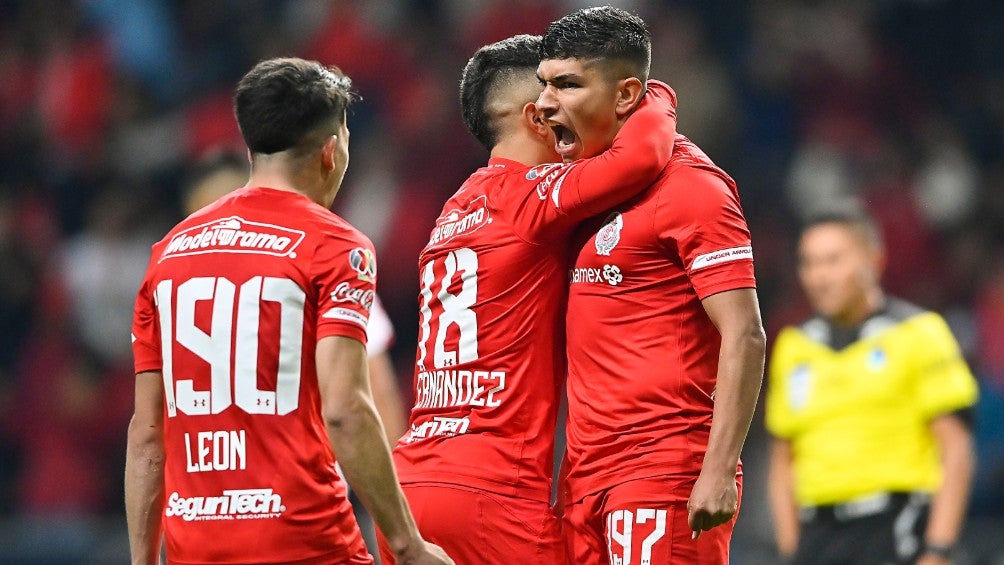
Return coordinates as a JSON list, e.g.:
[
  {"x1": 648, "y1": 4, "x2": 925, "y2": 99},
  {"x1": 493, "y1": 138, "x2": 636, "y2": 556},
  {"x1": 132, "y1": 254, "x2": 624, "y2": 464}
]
[
  {"x1": 925, "y1": 427, "x2": 974, "y2": 547},
  {"x1": 767, "y1": 439, "x2": 800, "y2": 557},
  {"x1": 125, "y1": 417, "x2": 165, "y2": 565},
  {"x1": 702, "y1": 323, "x2": 766, "y2": 477},
  {"x1": 326, "y1": 394, "x2": 421, "y2": 556},
  {"x1": 369, "y1": 353, "x2": 408, "y2": 442}
]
